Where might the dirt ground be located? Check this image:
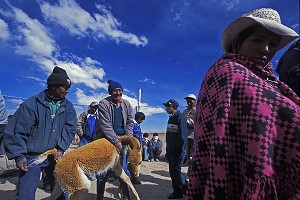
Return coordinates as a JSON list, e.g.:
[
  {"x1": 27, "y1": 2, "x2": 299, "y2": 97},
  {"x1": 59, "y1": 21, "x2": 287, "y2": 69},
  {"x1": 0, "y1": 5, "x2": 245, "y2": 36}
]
[{"x1": 0, "y1": 133, "x2": 188, "y2": 200}]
